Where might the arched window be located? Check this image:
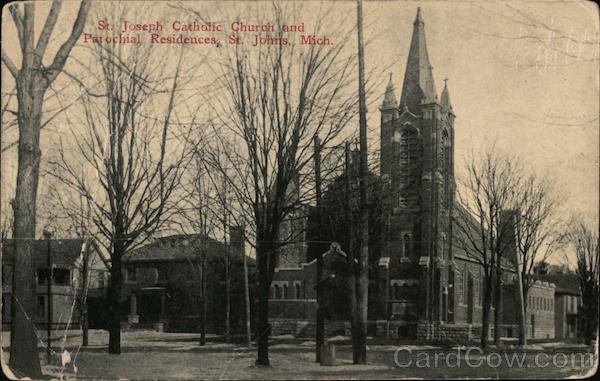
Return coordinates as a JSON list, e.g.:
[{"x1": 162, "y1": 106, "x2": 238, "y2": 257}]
[
  {"x1": 283, "y1": 285, "x2": 289, "y2": 299},
  {"x1": 402, "y1": 234, "x2": 412, "y2": 258},
  {"x1": 441, "y1": 234, "x2": 447, "y2": 260},
  {"x1": 439, "y1": 130, "x2": 451, "y2": 208},
  {"x1": 275, "y1": 285, "x2": 282, "y2": 299},
  {"x1": 295, "y1": 283, "x2": 302, "y2": 299},
  {"x1": 393, "y1": 284, "x2": 401, "y2": 300},
  {"x1": 399, "y1": 128, "x2": 418, "y2": 184}
]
